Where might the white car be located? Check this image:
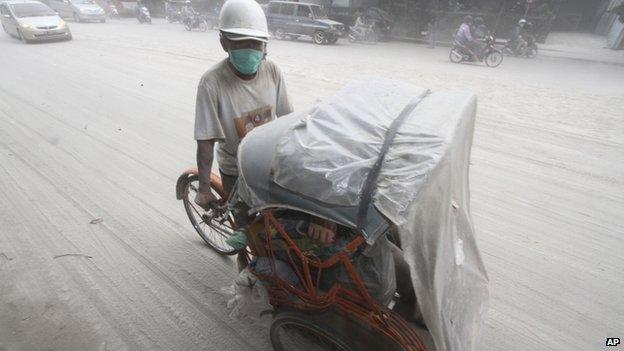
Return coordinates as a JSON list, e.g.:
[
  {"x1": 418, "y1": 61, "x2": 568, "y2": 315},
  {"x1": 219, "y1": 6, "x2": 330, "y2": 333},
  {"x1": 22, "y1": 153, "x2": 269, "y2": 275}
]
[
  {"x1": 48, "y1": 0, "x2": 106, "y2": 23},
  {"x1": 1, "y1": 0, "x2": 72, "y2": 43}
]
